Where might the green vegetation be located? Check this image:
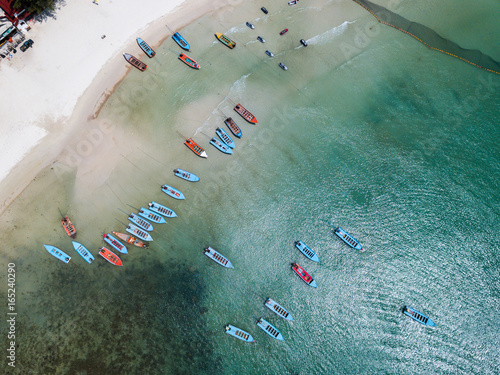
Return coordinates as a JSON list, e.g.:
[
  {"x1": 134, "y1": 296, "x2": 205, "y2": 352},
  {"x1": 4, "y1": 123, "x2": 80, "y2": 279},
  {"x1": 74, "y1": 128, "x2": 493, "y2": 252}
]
[{"x1": 12, "y1": 0, "x2": 54, "y2": 15}]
